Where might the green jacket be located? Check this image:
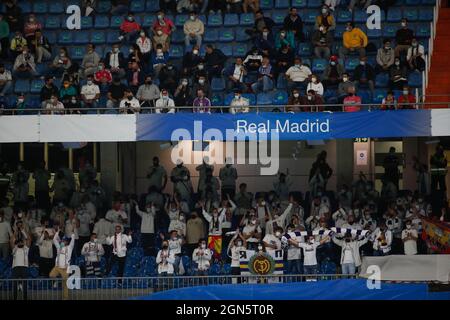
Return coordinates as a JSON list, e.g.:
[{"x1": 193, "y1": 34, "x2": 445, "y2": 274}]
[{"x1": 0, "y1": 20, "x2": 9, "y2": 39}]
